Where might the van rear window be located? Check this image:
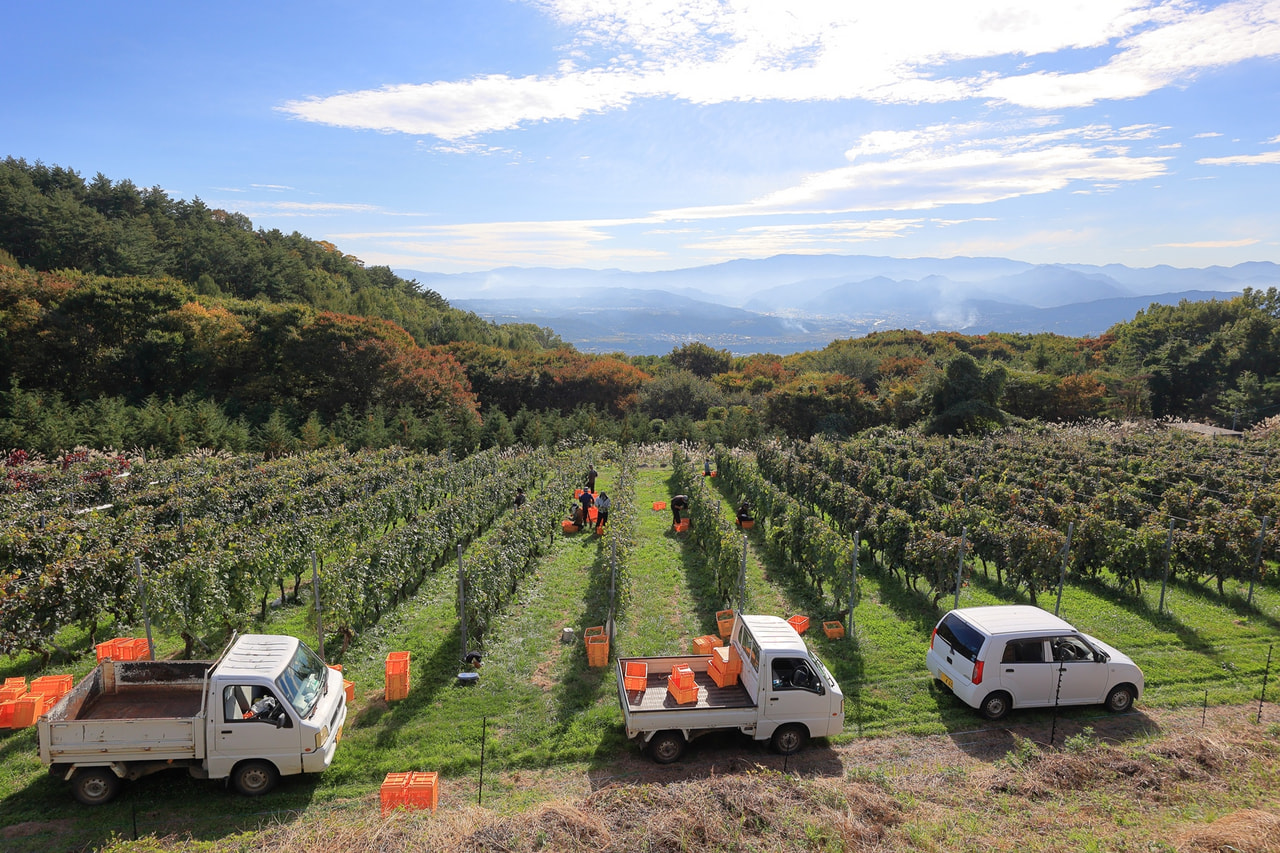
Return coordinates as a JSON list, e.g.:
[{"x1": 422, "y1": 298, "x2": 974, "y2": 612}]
[{"x1": 936, "y1": 613, "x2": 983, "y2": 661}]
